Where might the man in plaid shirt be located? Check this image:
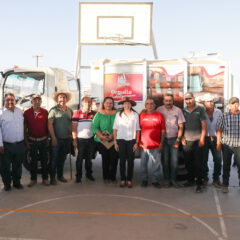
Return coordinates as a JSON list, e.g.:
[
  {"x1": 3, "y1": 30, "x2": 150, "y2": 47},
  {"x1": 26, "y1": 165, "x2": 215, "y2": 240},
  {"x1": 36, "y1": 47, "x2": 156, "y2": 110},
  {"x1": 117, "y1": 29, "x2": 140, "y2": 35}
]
[{"x1": 217, "y1": 97, "x2": 240, "y2": 193}]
